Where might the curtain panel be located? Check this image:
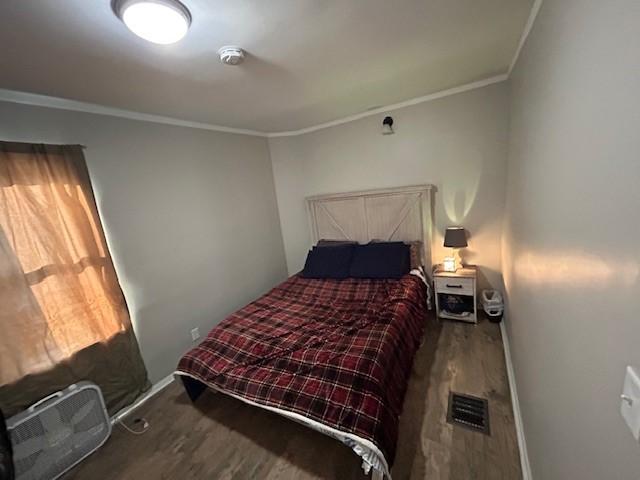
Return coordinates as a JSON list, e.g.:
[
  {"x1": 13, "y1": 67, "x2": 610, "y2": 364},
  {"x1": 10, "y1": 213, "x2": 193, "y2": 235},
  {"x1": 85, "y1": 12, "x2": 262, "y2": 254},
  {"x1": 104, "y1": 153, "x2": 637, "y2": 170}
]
[{"x1": 0, "y1": 141, "x2": 149, "y2": 416}]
